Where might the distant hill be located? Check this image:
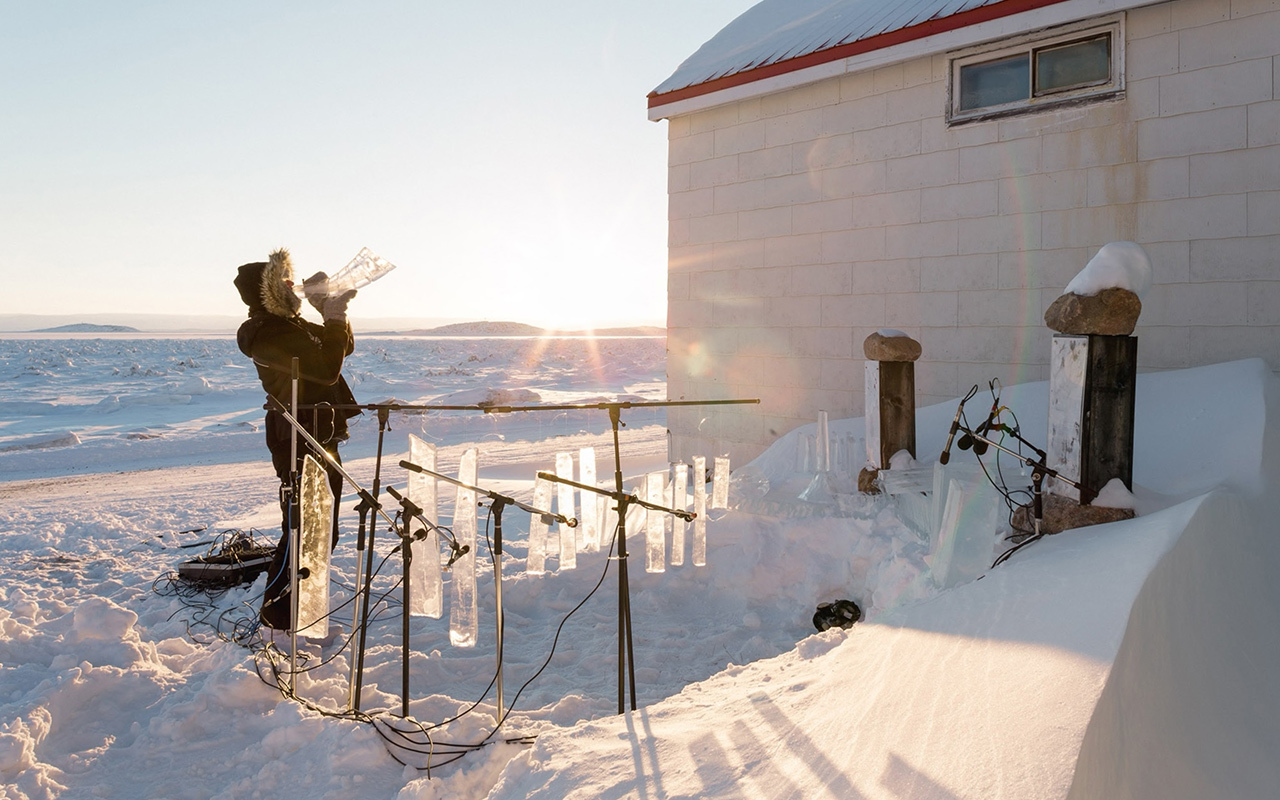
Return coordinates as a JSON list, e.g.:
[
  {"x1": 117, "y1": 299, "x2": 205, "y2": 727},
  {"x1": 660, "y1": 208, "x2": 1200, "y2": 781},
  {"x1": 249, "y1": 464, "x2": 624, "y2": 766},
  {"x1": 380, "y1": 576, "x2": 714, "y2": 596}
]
[
  {"x1": 34, "y1": 323, "x2": 139, "y2": 333},
  {"x1": 402, "y1": 321, "x2": 665, "y2": 337},
  {"x1": 419, "y1": 321, "x2": 546, "y2": 336},
  {"x1": 0, "y1": 313, "x2": 469, "y2": 333},
  {"x1": 591, "y1": 325, "x2": 666, "y2": 337},
  {"x1": 0, "y1": 313, "x2": 244, "y2": 333},
  {"x1": 0, "y1": 313, "x2": 663, "y2": 337}
]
